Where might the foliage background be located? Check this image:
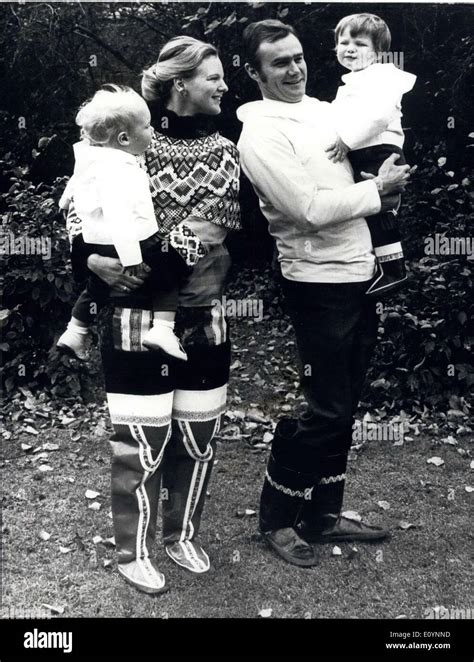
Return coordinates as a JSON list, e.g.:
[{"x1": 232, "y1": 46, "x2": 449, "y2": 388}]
[{"x1": 0, "y1": 1, "x2": 472, "y2": 420}]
